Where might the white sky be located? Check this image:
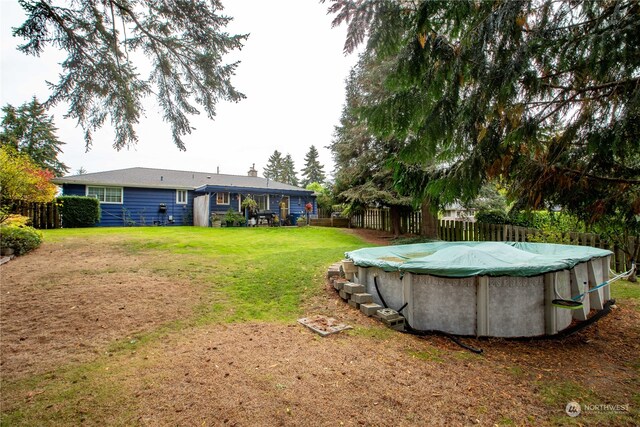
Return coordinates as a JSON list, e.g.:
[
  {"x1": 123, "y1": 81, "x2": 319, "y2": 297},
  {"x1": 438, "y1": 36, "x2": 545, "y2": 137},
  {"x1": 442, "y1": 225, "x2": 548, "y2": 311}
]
[{"x1": 0, "y1": 0, "x2": 357, "y2": 179}]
